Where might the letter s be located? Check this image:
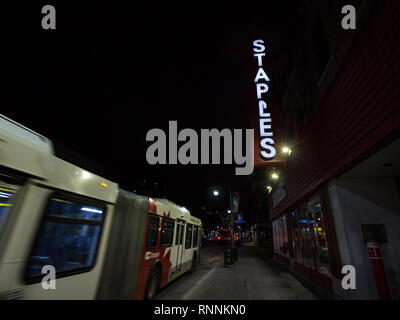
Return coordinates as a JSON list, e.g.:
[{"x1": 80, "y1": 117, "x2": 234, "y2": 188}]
[
  {"x1": 253, "y1": 40, "x2": 265, "y2": 53},
  {"x1": 260, "y1": 138, "x2": 276, "y2": 159}
]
